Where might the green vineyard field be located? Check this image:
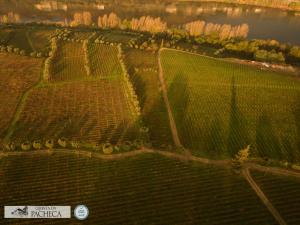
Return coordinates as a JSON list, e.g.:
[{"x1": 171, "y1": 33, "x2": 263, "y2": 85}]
[
  {"x1": 0, "y1": 53, "x2": 42, "y2": 139},
  {"x1": 251, "y1": 170, "x2": 300, "y2": 225},
  {"x1": 124, "y1": 48, "x2": 174, "y2": 148},
  {"x1": 0, "y1": 153, "x2": 277, "y2": 225},
  {"x1": 88, "y1": 43, "x2": 123, "y2": 78},
  {"x1": 161, "y1": 49, "x2": 300, "y2": 161}
]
